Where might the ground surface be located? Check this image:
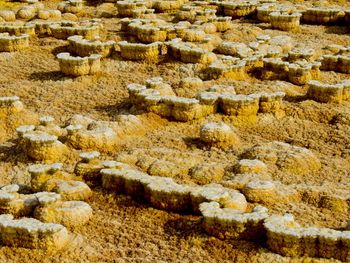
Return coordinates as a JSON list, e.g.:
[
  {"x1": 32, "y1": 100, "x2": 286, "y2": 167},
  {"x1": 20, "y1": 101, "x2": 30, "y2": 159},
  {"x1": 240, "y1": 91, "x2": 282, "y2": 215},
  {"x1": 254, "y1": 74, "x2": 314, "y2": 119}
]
[{"x1": 0, "y1": 0, "x2": 350, "y2": 262}]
